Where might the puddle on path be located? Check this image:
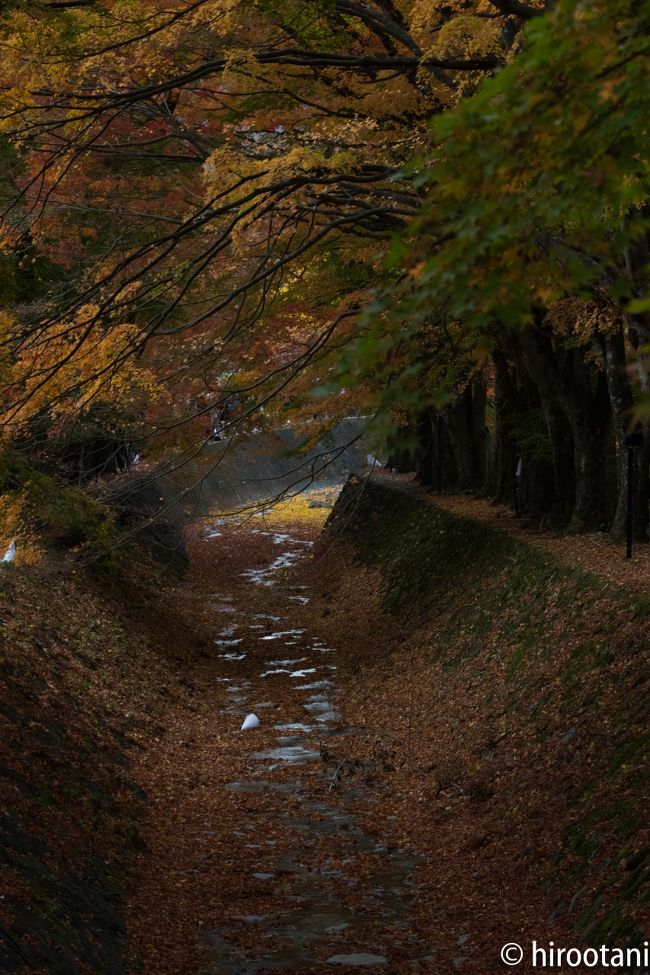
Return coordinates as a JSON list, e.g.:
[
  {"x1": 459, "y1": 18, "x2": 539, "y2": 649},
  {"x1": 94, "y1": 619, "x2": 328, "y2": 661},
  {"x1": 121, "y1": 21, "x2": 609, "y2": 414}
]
[{"x1": 204, "y1": 522, "x2": 428, "y2": 973}]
